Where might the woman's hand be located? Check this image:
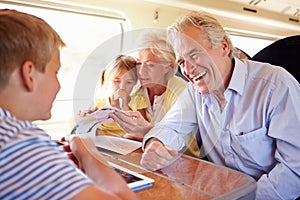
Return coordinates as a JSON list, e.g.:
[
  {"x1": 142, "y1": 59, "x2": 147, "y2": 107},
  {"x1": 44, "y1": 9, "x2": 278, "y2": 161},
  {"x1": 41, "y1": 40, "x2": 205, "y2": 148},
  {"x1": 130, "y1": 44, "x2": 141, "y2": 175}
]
[{"x1": 109, "y1": 110, "x2": 153, "y2": 138}]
